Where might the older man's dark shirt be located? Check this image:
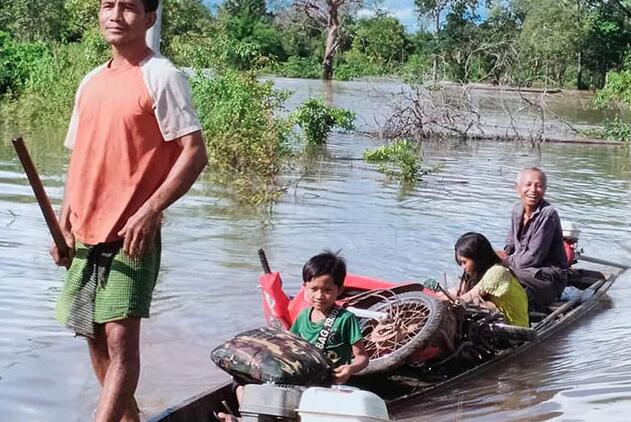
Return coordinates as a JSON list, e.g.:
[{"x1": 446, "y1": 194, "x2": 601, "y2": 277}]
[{"x1": 504, "y1": 200, "x2": 568, "y2": 306}]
